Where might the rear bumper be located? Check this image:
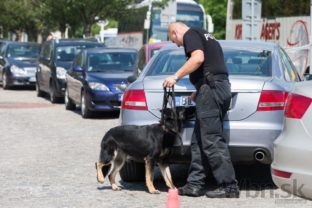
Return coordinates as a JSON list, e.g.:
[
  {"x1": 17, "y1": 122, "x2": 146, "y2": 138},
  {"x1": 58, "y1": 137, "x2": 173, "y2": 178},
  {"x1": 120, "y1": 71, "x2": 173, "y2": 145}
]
[
  {"x1": 271, "y1": 122, "x2": 312, "y2": 199},
  {"x1": 167, "y1": 145, "x2": 274, "y2": 165},
  {"x1": 120, "y1": 109, "x2": 282, "y2": 164}
]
